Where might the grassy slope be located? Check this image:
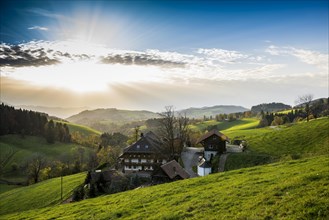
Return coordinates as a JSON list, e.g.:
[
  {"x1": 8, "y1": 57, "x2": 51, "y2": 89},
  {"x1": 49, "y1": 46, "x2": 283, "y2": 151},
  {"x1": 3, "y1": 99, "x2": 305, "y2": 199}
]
[
  {"x1": 2, "y1": 156, "x2": 328, "y2": 220},
  {"x1": 223, "y1": 118, "x2": 329, "y2": 170},
  {"x1": 190, "y1": 118, "x2": 259, "y2": 132},
  {"x1": 0, "y1": 173, "x2": 85, "y2": 216},
  {"x1": 0, "y1": 135, "x2": 92, "y2": 182},
  {"x1": 56, "y1": 121, "x2": 101, "y2": 136}
]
